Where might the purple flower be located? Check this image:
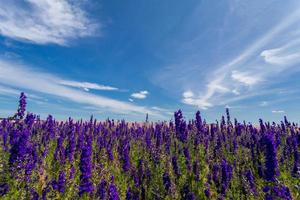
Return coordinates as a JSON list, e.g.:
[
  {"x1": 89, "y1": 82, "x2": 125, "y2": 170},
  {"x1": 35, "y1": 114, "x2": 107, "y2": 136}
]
[
  {"x1": 79, "y1": 134, "x2": 94, "y2": 196},
  {"x1": 118, "y1": 138, "x2": 131, "y2": 172},
  {"x1": 0, "y1": 183, "x2": 9, "y2": 196},
  {"x1": 204, "y1": 186, "x2": 210, "y2": 198},
  {"x1": 220, "y1": 159, "x2": 232, "y2": 194},
  {"x1": 30, "y1": 188, "x2": 39, "y2": 200},
  {"x1": 292, "y1": 149, "x2": 299, "y2": 176},
  {"x1": 195, "y1": 111, "x2": 202, "y2": 131},
  {"x1": 183, "y1": 147, "x2": 191, "y2": 171},
  {"x1": 126, "y1": 187, "x2": 134, "y2": 200},
  {"x1": 125, "y1": 187, "x2": 139, "y2": 200},
  {"x1": 69, "y1": 166, "x2": 75, "y2": 180},
  {"x1": 58, "y1": 171, "x2": 66, "y2": 193},
  {"x1": 186, "y1": 192, "x2": 195, "y2": 200},
  {"x1": 162, "y1": 172, "x2": 171, "y2": 193},
  {"x1": 193, "y1": 160, "x2": 200, "y2": 181},
  {"x1": 244, "y1": 170, "x2": 257, "y2": 195},
  {"x1": 172, "y1": 156, "x2": 180, "y2": 178},
  {"x1": 96, "y1": 180, "x2": 107, "y2": 200},
  {"x1": 261, "y1": 132, "x2": 279, "y2": 181},
  {"x1": 65, "y1": 123, "x2": 76, "y2": 162},
  {"x1": 17, "y1": 92, "x2": 26, "y2": 119},
  {"x1": 108, "y1": 177, "x2": 120, "y2": 200},
  {"x1": 181, "y1": 184, "x2": 193, "y2": 199}
]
